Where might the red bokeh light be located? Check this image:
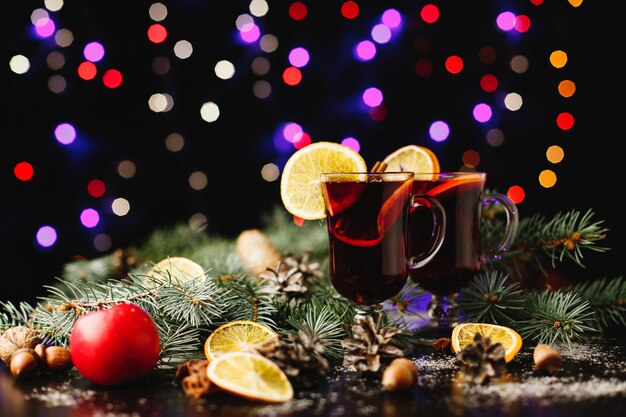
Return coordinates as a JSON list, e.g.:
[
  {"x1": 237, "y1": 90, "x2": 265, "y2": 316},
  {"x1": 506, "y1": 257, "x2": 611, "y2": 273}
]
[
  {"x1": 77, "y1": 61, "x2": 97, "y2": 80},
  {"x1": 480, "y1": 74, "x2": 498, "y2": 92},
  {"x1": 282, "y1": 67, "x2": 302, "y2": 86},
  {"x1": 87, "y1": 179, "x2": 106, "y2": 198},
  {"x1": 514, "y1": 14, "x2": 531, "y2": 32},
  {"x1": 420, "y1": 4, "x2": 440, "y2": 23},
  {"x1": 369, "y1": 105, "x2": 387, "y2": 121},
  {"x1": 341, "y1": 1, "x2": 359, "y2": 19},
  {"x1": 102, "y1": 69, "x2": 123, "y2": 88},
  {"x1": 415, "y1": 59, "x2": 433, "y2": 77},
  {"x1": 556, "y1": 112, "x2": 575, "y2": 130},
  {"x1": 507, "y1": 185, "x2": 525, "y2": 204},
  {"x1": 289, "y1": 2, "x2": 308, "y2": 20},
  {"x1": 293, "y1": 132, "x2": 311, "y2": 149},
  {"x1": 530, "y1": 0, "x2": 544, "y2": 5},
  {"x1": 14, "y1": 162, "x2": 34, "y2": 181},
  {"x1": 445, "y1": 55, "x2": 464, "y2": 74},
  {"x1": 147, "y1": 24, "x2": 168, "y2": 44}
]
